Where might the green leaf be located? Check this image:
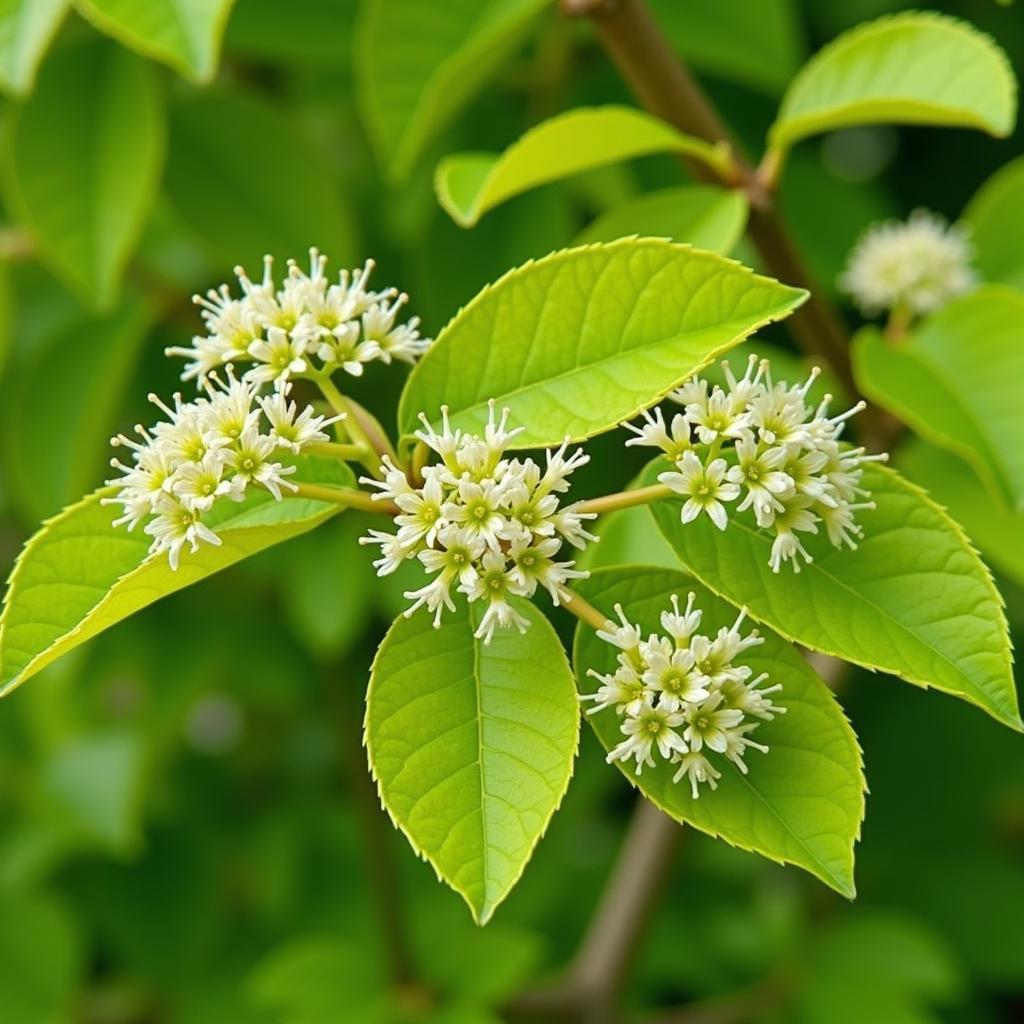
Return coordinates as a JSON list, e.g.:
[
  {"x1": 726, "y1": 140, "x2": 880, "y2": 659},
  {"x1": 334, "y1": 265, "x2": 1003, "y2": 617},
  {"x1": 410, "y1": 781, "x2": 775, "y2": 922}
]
[
  {"x1": 643, "y1": 460, "x2": 1020, "y2": 730},
  {"x1": 436, "y1": 106, "x2": 733, "y2": 227},
  {"x1": 356, "y1": 0, "x2": 548, "y2": 181},
  {"x1": 73, "y1": 0, "x2": 236, "y2": 83},
  {"x1": 574, "y1": 184, "x2": 748, "y2": 254},
  {"x1": 0, "y1": 457, "x2": 355, "y2": 696},
  {"x1": 0, "y1": 0, "x2": 68, "y2": 96},
  {"x1": 769, "y1": 13, "x2": 1016, "y2": 154},
  {"x1": 224, "y1": 0, "x2": 357, "y2": 69},
  {"x1": 366, "y1": 598, "x2": 579, "y2": 924},
  {"x1": 165, "y1": 89, "x2": 356, "y2": 273},
  {"x1": 898, "y1": 440, "x2": 1024, "y2": 591},
  {"x1": 577, "y1": 504, "x2": 680, "y2": 574},
  {"x1": 573, "y1": 567, "x2": 864, "y2": 897},
  {"x1": 962, "y1": 155, "x2": 1024, "y2": 289},
  {"x1": 1, "y1": 294, "x2": 154, "y2": 521},
  {"x1": 851, "y1": 289, "x2": 1024, "y2": 510},
  {"x1": 398, "y1": 239, "x2": 807, "y2": 449},
  {"x1": 4, "y1": 38, "x2": 165, "y2": 309}
]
